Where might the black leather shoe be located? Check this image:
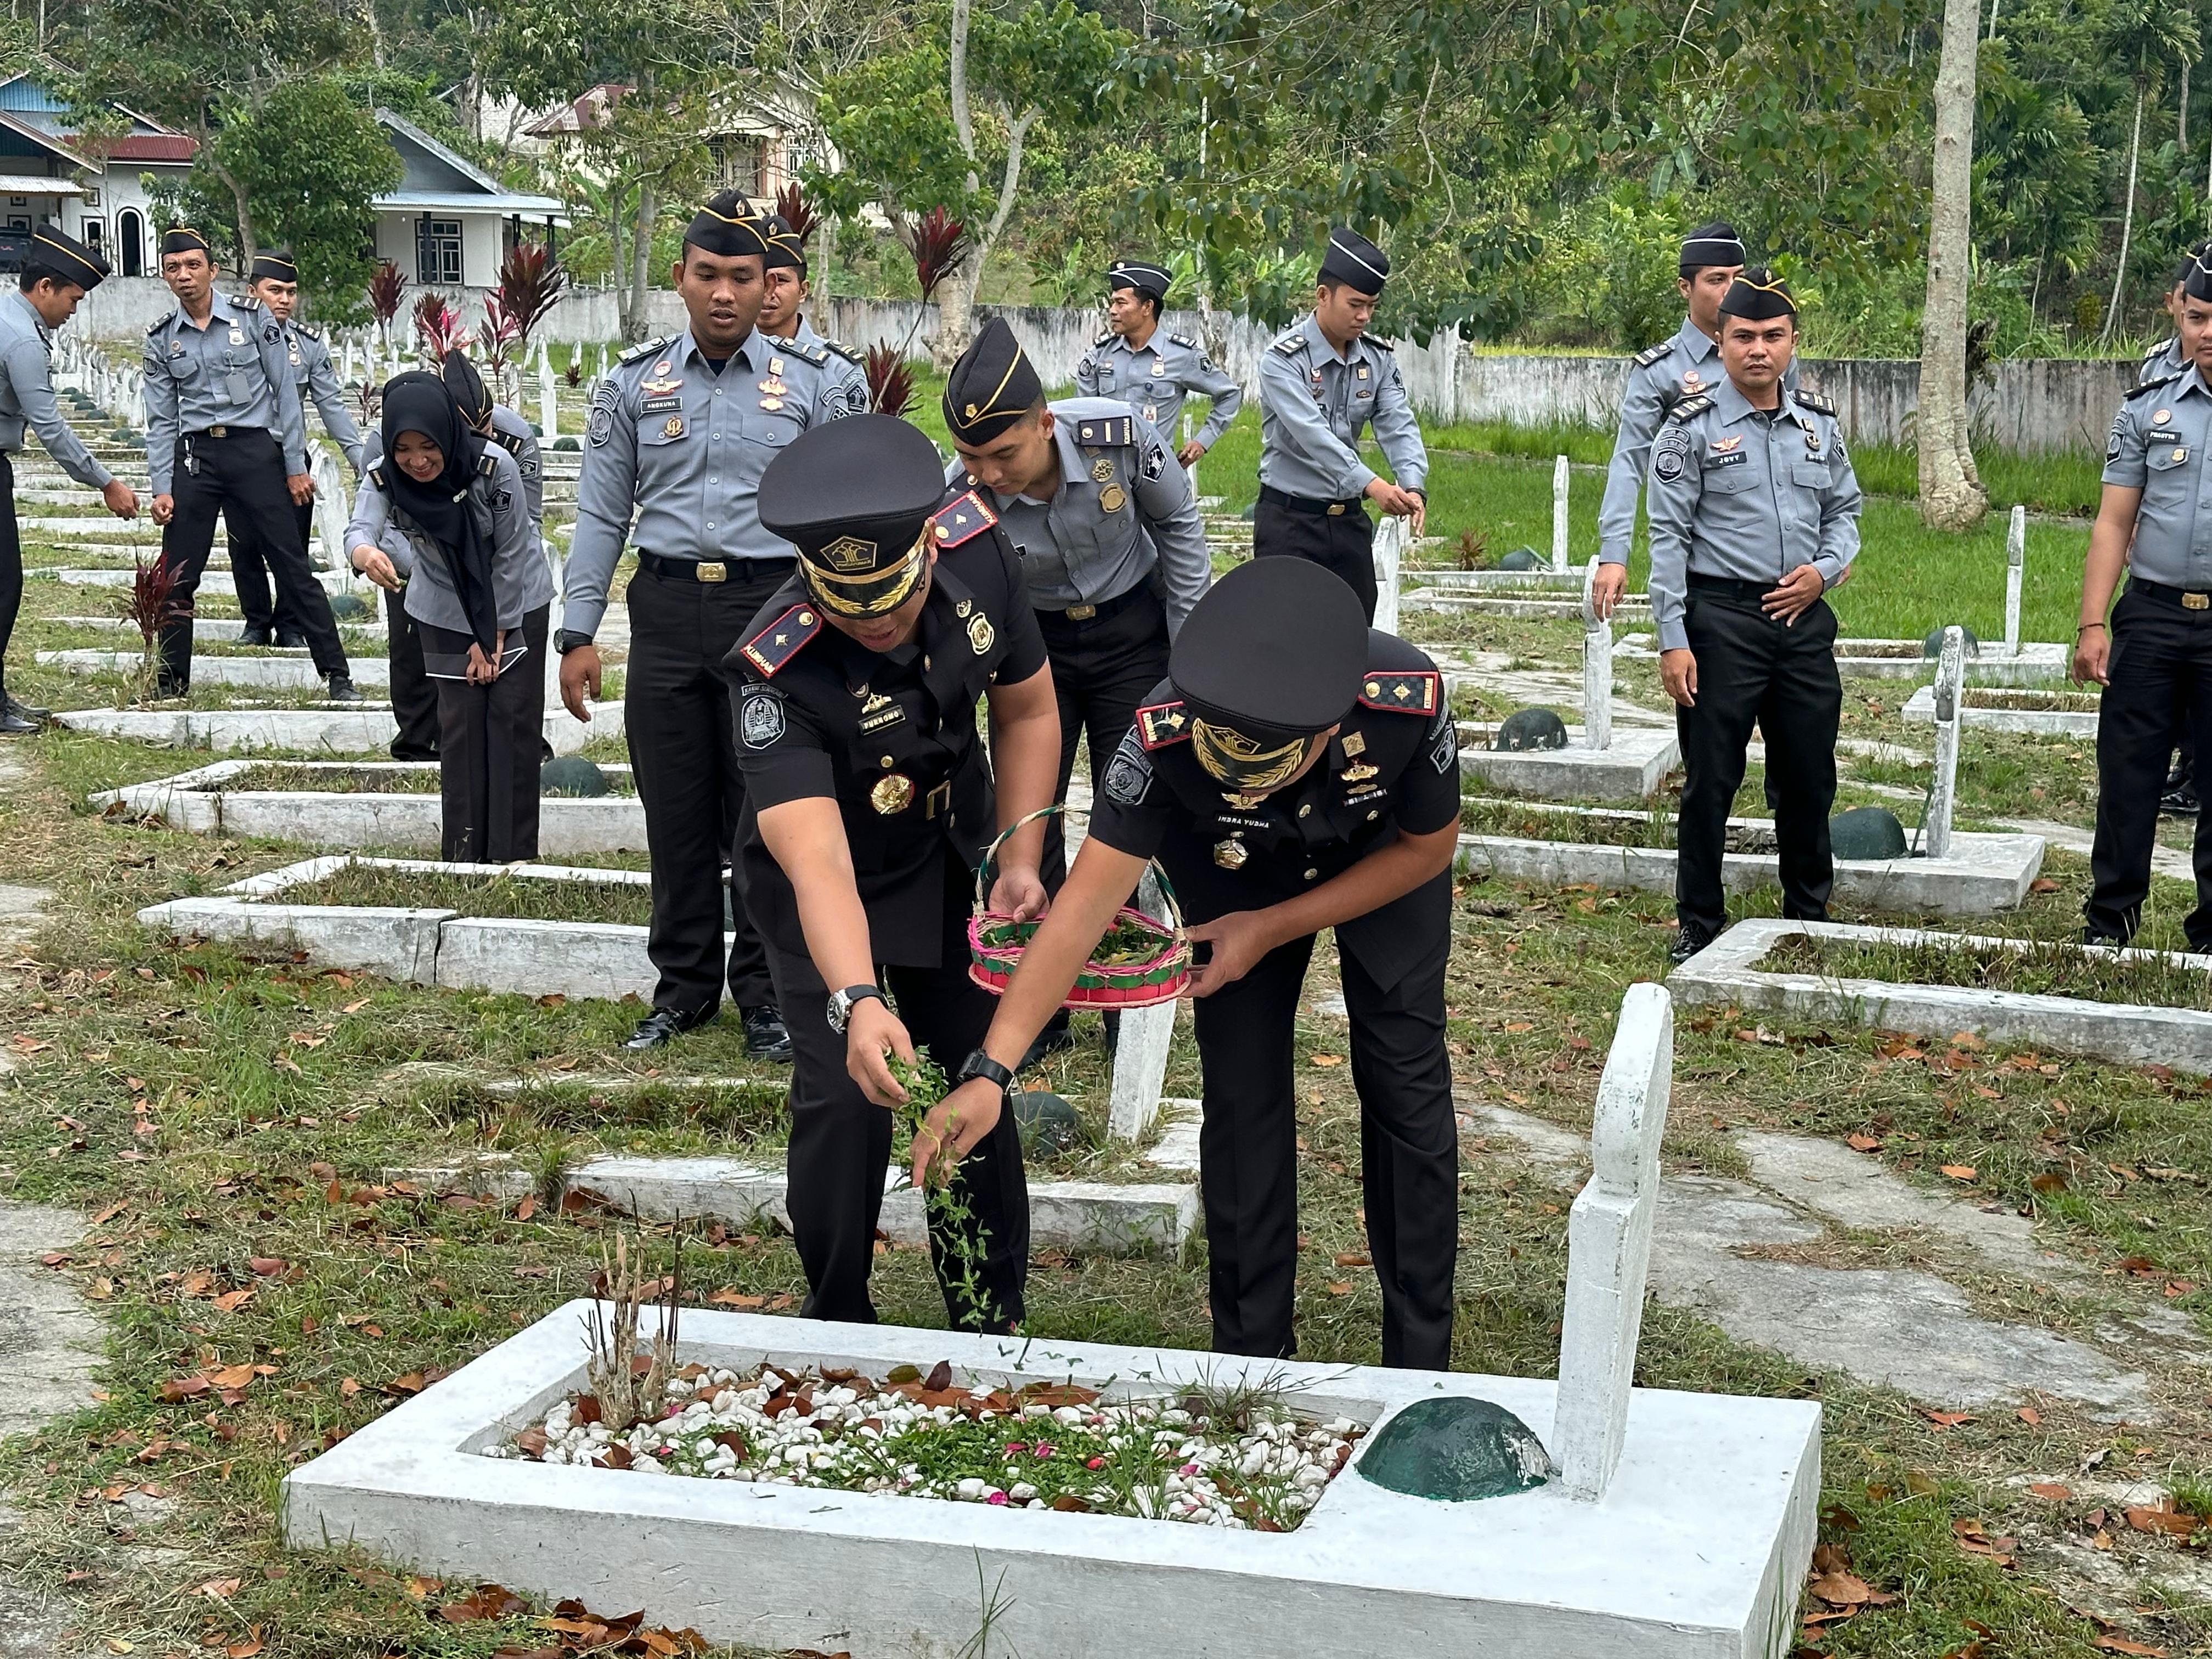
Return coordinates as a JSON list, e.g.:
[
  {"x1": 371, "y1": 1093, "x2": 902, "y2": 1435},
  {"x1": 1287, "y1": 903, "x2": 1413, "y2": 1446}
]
[
  {"x1": 3, "y1": 694, "x2": 49, "y2": 723},
  {"x1": 2162, "y1": 773, "x2": 2200, "y2": 816},
  {"x1": 236, "y1": 624, "x2": 275, "y2": 647},
  {"x1": 327, "y1": 674, "x2": 362, "y2": 703},
  {"x1": 1668, "y1": 924, "x2": 1717, "y2": 966},
  {"x1": 740, "y1": 1004, "x2": 793, "y2": 1062},
  {"x1": 2083, "y1": 928, "x2": 2130, "y2": 950},
  {"x1": 0, "y1": 706, "x2": 35, "y2": 735},
  {"x1": 1018, "y1": 1010, "x2": 1075, "y2": 1071},
  {"x1": 275, "y1": 630, "x2": 307, "y2": 648},
  {"x1": 624, "y1": 1005, "x2": 712, "y2": 1051}
]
